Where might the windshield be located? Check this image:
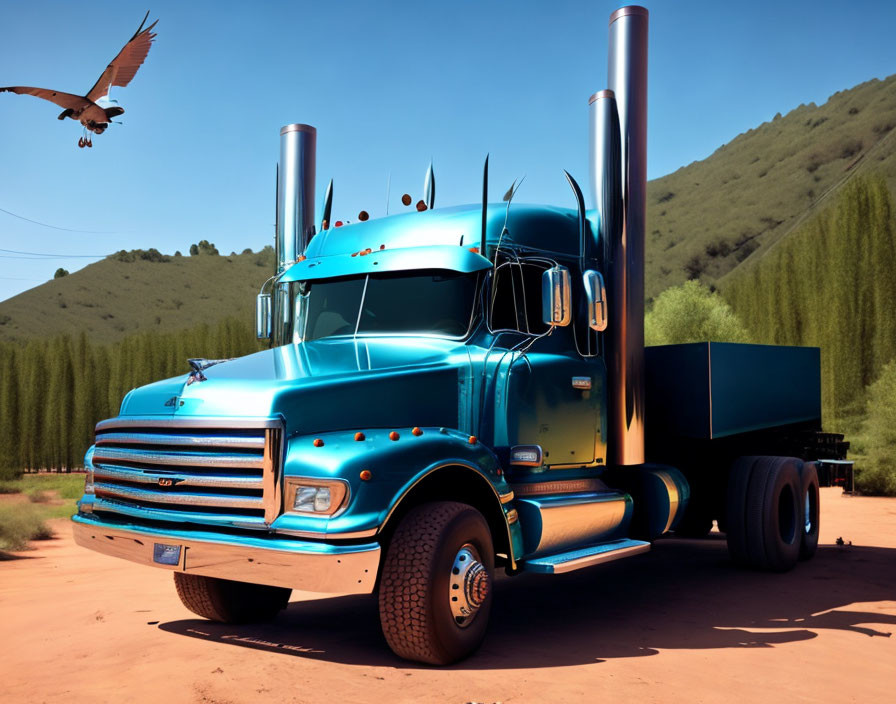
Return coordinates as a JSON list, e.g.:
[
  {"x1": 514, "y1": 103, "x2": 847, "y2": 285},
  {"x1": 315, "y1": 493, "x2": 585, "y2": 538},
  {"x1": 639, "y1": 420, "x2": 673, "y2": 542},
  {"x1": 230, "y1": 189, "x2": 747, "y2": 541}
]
[{"x1": 289, "y1": 270, "x2": 479, "y2": 342}]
